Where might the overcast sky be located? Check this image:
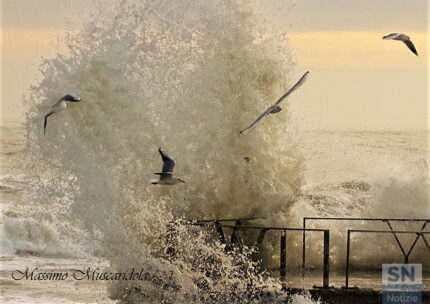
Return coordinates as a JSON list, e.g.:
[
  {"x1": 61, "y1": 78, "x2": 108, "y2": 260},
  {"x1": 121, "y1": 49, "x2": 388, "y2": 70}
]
[
  {"x1": 288, "y1": 1, "x2": 427, "y2": 32},
  {"x1": 2, "y1": 0, "x2": 427, "y2": 31},
  {"x1": 1, "y1": 0, "x2": 428, "y2": 130}
]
